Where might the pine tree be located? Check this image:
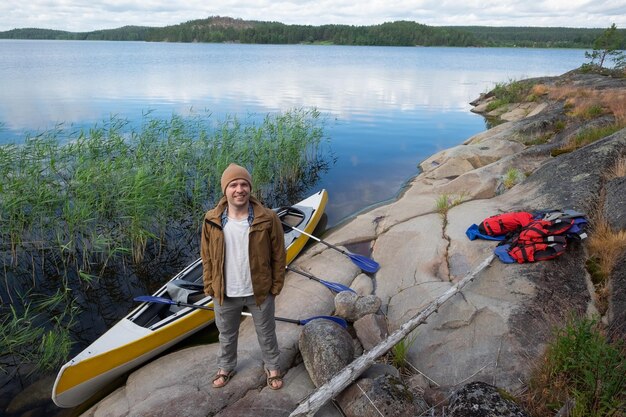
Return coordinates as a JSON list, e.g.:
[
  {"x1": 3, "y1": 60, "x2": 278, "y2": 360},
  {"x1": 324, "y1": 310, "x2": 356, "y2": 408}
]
[{"x1": 585, "y1": 23, "x2": 625, "y2": 69}]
